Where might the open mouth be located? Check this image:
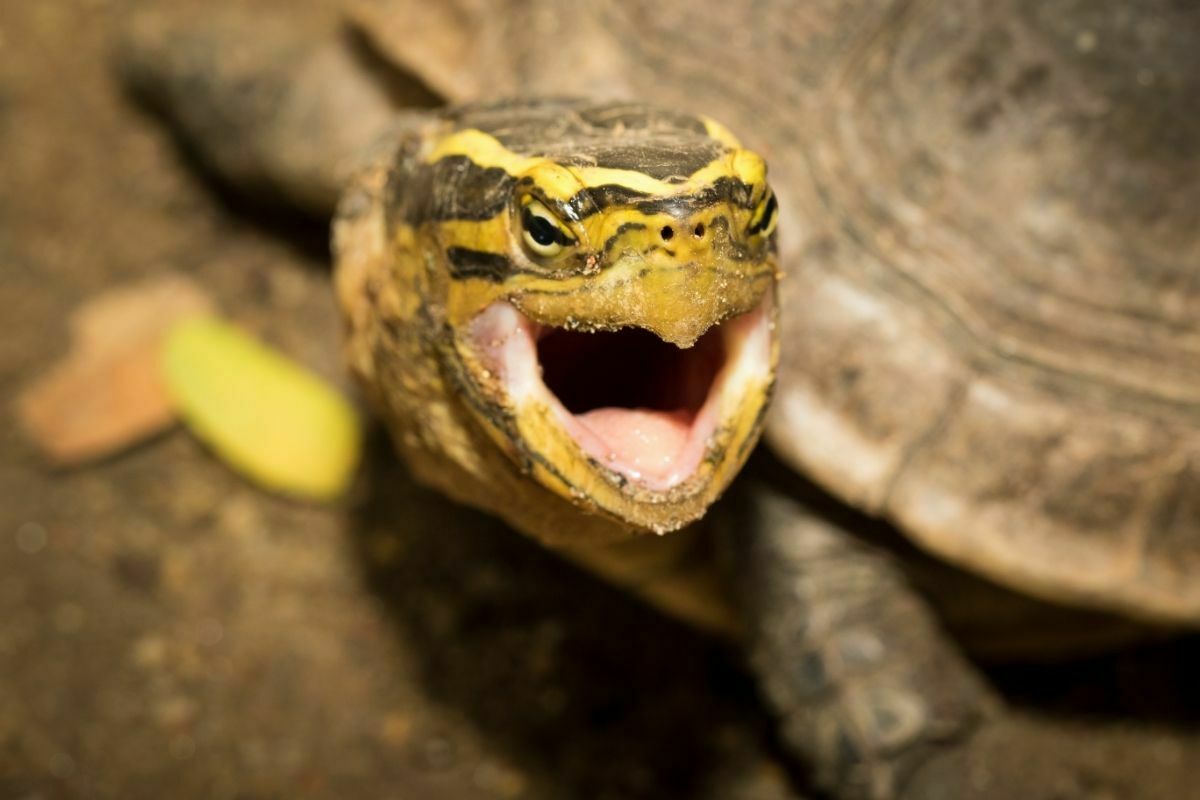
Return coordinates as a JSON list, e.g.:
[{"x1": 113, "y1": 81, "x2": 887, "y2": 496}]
[{"x1": 465, "y1": 296, "x2": 773, "y2": 491}]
